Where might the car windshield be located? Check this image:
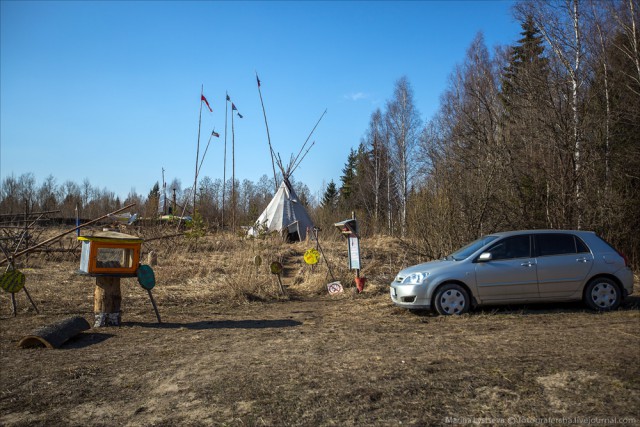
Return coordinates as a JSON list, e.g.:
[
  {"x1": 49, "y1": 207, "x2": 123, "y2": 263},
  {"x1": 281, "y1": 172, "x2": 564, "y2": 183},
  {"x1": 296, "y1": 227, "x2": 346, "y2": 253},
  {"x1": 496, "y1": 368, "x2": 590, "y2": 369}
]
[{"x1": 447, "y1": 235, "x2": 499, "y2": 261}]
